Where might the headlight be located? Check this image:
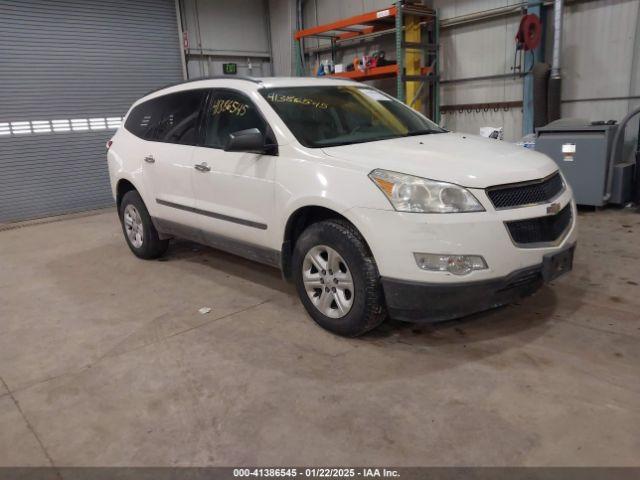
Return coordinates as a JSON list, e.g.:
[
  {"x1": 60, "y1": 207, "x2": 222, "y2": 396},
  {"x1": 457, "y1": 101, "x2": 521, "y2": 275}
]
[{"x1": 369, "y1": 169, "x2": 485, "y2": 213}]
